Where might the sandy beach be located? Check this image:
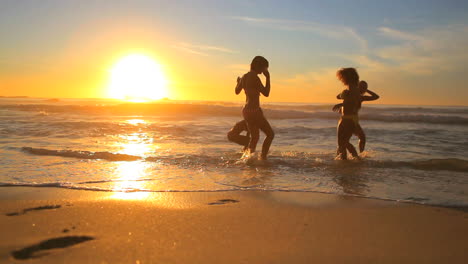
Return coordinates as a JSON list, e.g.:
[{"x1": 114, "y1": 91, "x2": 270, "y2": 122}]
[{"x1": 0, "y1": 187, "x2": 467, "y2": 263}]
